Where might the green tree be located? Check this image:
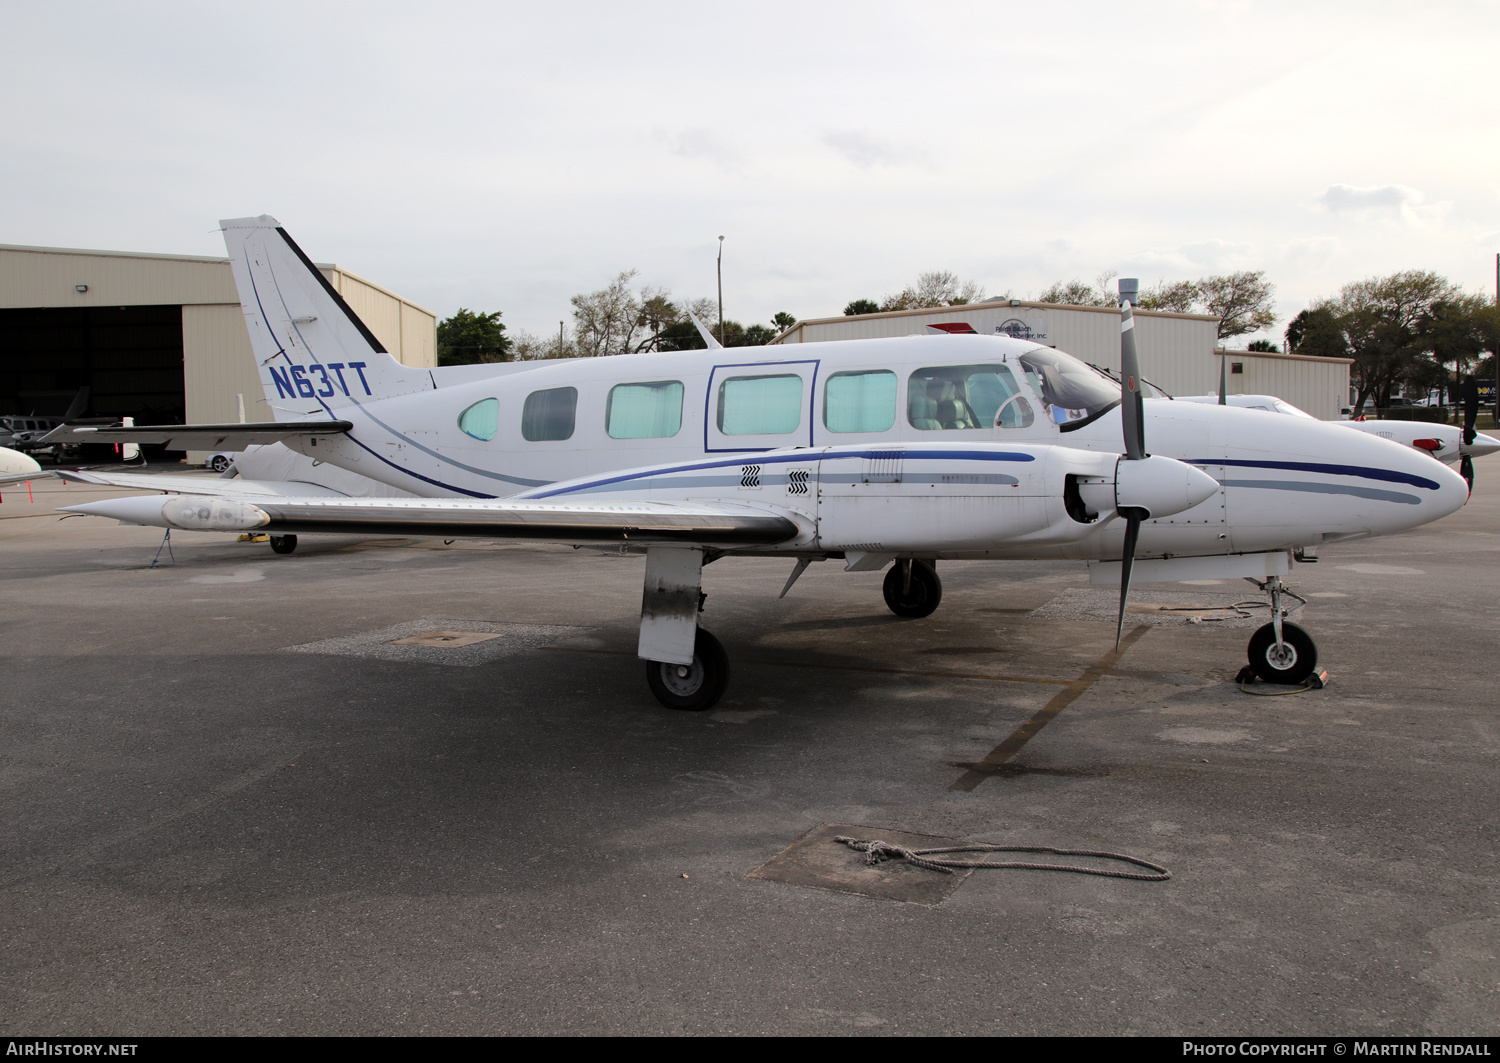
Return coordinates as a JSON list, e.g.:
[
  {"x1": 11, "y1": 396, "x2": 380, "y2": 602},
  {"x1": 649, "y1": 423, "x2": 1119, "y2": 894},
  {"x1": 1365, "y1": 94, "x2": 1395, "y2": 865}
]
[
  {"x1": 881, "y1": 270, "x2": 987, "y2": 311},
  {"x1": 572, "y1": 270, "x2": 648, "y2": 357},
  {"x1": 1138, "y1": 280, "x2": 1199, "y2": 313},
  {"x1": 657, "y1": 319, "x2": 706, "y2": 351},
  {"x1": 1318, "y1": 271, "x2": 1460, "y2": 413},
  {"x1": 1247, "y1": 339, "x2": 1279, "y2": 352},
  {"x1": 844, "y1": 299, "x2": 880, "y2": 316},
  {"x1": 1418, "y1": 294, "x2": 1500, "y2": 404},
  {"x1": 437, "y1": 308, "x2": 509, "y2": 365},
  {"x1": 772, "y1": 311, "x2": 797, "y2": 333},
  {"x1": 738, "y1": 324, "x2": 778, "y2": 346},
  {"x1": 1035, "y1": 271, "x2": 1118, "y2": 307},
  {"x1": 1198, "y1": 271, "x2": 1277, "y2": 342}
]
